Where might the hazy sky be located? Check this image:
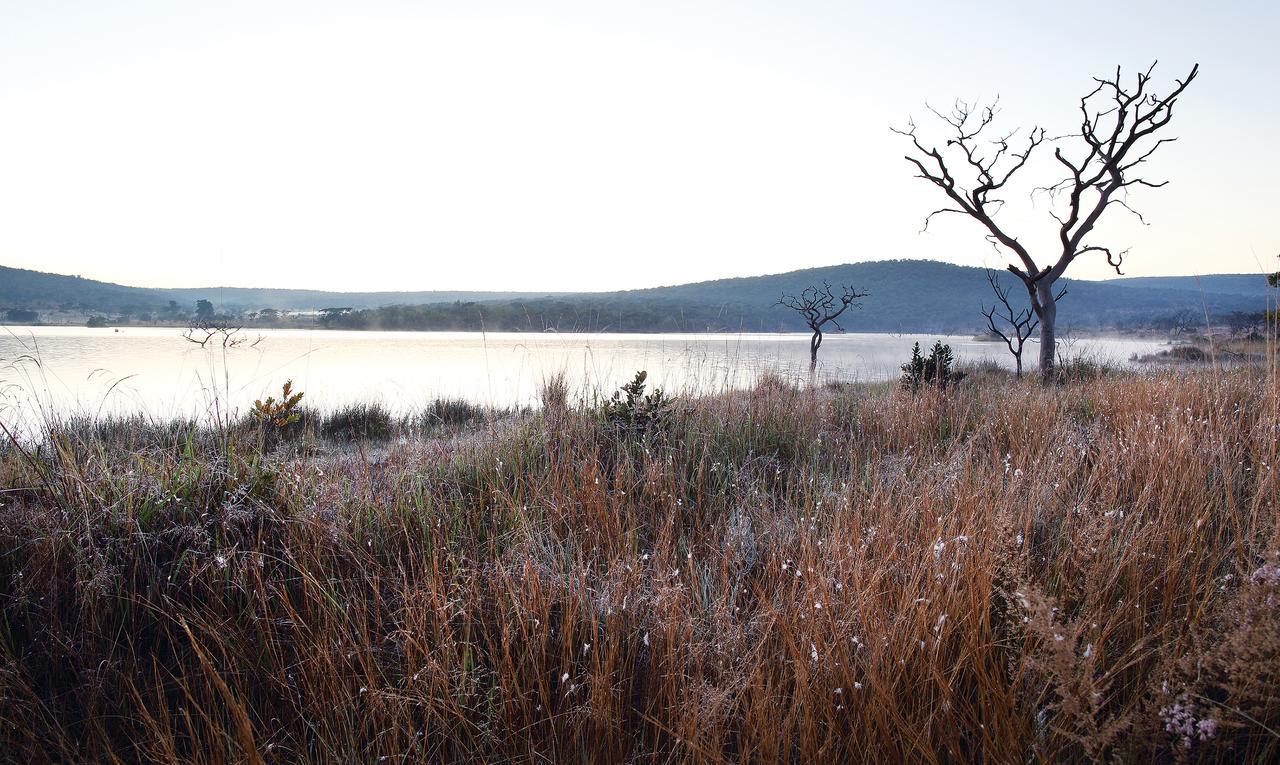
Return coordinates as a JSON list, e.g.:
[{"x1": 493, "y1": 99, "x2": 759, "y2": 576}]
[{"x1": 1, "y1": 1, "x2": 1276, "y2": 292}]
